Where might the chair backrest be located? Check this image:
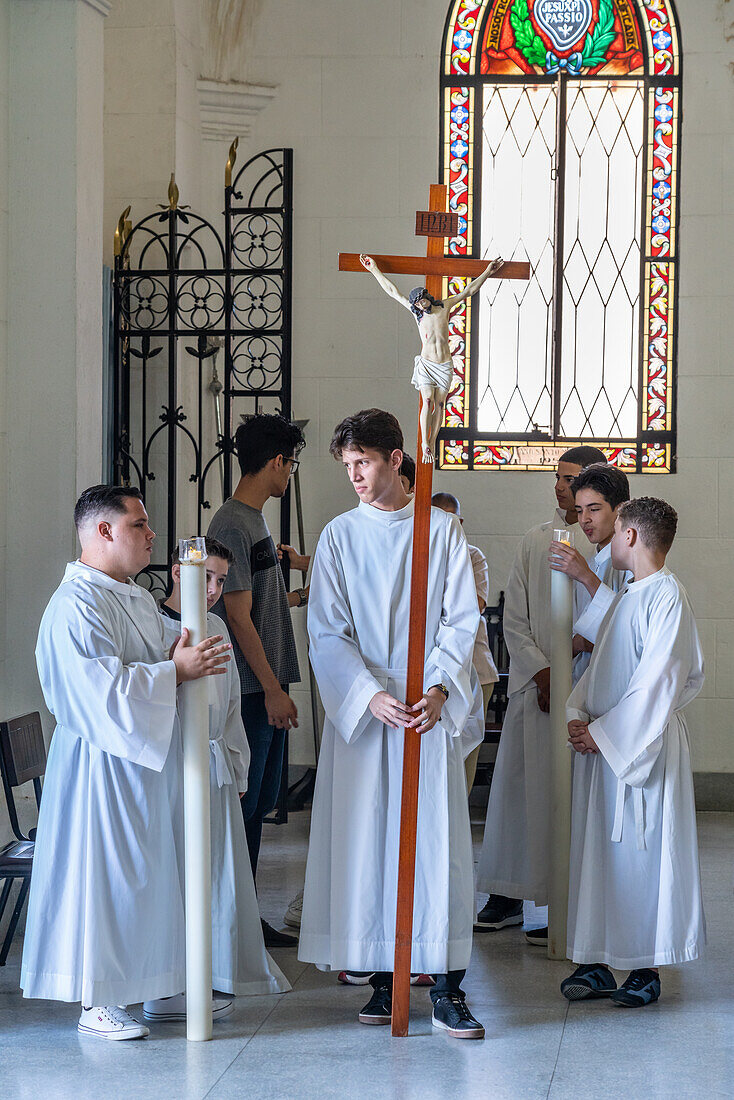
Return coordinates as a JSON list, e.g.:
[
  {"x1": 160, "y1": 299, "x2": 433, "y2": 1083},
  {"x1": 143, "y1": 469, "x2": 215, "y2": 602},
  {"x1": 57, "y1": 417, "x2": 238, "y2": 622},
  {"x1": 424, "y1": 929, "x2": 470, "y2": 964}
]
[
  {"x1": 485, "y1": 590, "x2": 508, "y2": 672},
  {"x1": 0, "y1": 712, "x2": 46, "y2": 843}
]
